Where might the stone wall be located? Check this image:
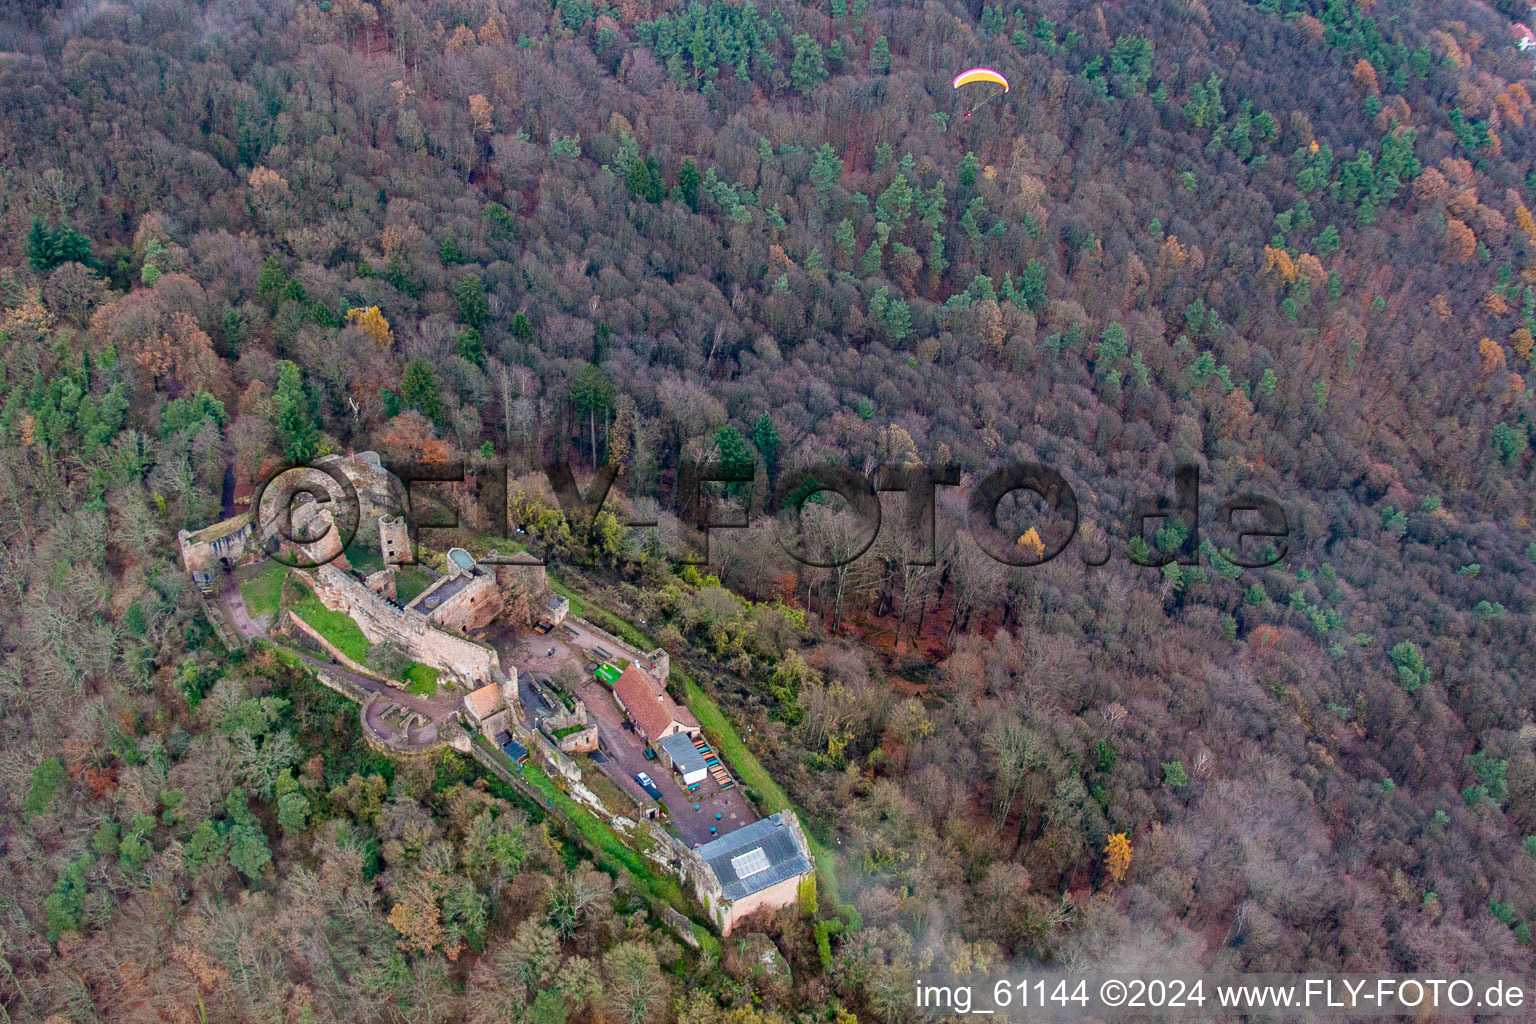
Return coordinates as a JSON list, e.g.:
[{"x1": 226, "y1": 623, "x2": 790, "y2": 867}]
[
  {"x1": 555, "y1": 726, "x2": 599, "y2": 754},
  {"x1": 473, "y1": 706, "x2": 509, "y2": 739},
  {"x1": 378, "y1": 515, "x2": 411, "y2": 566},
  {"x1": 718, "y1": 873, "x2": 804, "y2": 935},
  {"x1": 570, "y1": 615, "x2": 670, "y2": 685},
  {"x1": 316, "y1": 451, "x2": 396, "y2": 524},
  {"x1": 527, "y1": 727, "x2": 582, "y2": 784},
  {"x1": 179, "y1": 515, "x2": 255, "y2": 590},
  {"x1": 301, "y1": 563, "x2": 500, "y2": 684},
  {"x1": 363, "y1": 568, "x2": 396, "y2": 599},
  {"x1": 542, "y1": 696, "x2": 589, "y2": 732},
  {"x1": 423, "y1": 572, "x2": 502, "y2": 631},
  {"x1": 309, "y1": 665, "x2": 374, "y2": 703},
  {"x1": 360, "y1": 695, "x2": 450, "y2": 759}
]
